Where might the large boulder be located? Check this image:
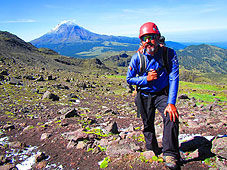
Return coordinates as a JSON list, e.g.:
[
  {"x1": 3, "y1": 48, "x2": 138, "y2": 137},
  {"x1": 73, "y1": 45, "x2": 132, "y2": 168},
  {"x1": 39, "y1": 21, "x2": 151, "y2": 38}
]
[
  {"x1": 211, "y1": 136, "x2": 227, "y2": 159},
  {"x1": 106, "y1": 140, "x2": 141, "y2": 158}
]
